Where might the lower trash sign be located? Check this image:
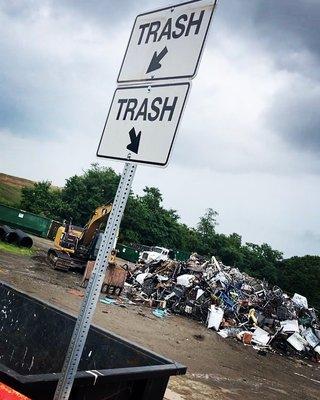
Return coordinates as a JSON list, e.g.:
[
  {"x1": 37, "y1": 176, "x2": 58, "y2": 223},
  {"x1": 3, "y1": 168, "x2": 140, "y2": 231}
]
[{"x1": 97, "y1": 82, "x2": 190, "y2": 166}]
